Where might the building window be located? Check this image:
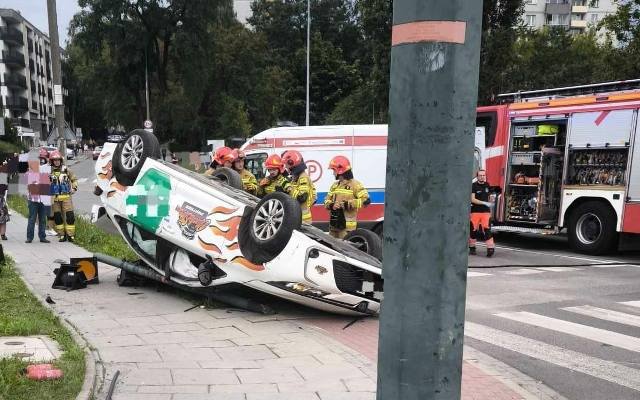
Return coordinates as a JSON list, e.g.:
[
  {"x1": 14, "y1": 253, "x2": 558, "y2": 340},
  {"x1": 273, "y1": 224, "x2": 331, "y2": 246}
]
[
  {"x1": 546, "y1": 0, "x2": 568, "y2": 4},
  {"x1": 547, "y1": 14, "x2": 569, "y2": 25},
  {"x1": 526, "y1": 15, "x2": 537, "y2": 26},
  {"x1": 526, "y1": 0, "x2": 537, "y2": 4},
  {"x1": 592, "y1": 0, "x2": 599, "y2": 8},
  {"x1": 590, "y1": 13, "x2": 599, "y2": 23}
]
